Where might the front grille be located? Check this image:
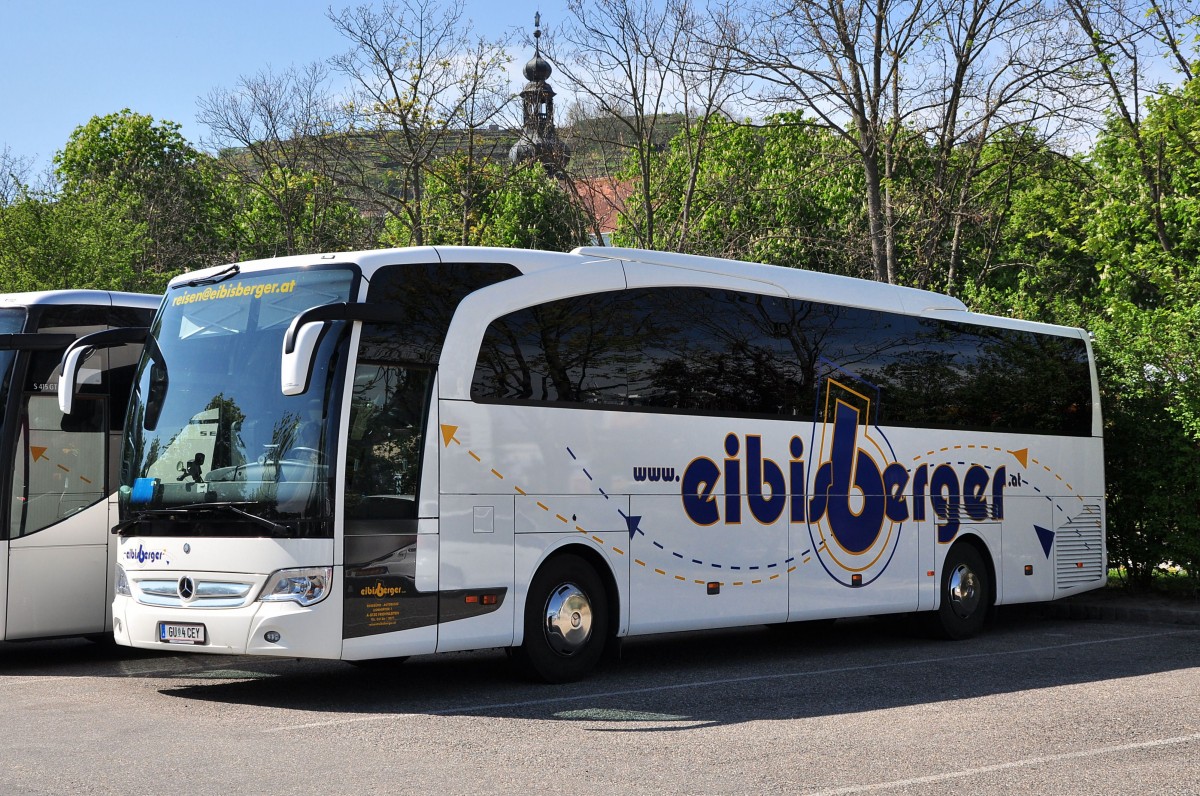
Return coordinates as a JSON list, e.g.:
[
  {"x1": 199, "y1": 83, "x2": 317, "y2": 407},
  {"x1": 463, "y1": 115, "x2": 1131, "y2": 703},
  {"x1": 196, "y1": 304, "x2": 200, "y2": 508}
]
[{"x1": 133, "y1": 578, "x2": 255, "y2": 608}]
